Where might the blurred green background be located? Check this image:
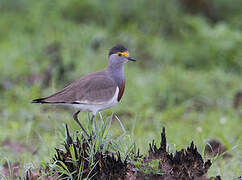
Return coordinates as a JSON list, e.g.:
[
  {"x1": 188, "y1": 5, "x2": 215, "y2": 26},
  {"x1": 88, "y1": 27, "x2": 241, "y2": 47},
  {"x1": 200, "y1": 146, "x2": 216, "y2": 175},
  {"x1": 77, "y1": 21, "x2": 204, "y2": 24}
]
[{"x1": 0, "y1": 0, "x2": 241, "y2": 179}]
